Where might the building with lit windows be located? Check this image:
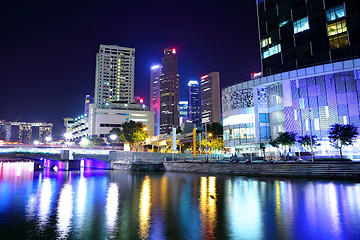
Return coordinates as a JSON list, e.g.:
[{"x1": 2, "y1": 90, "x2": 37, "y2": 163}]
[
  {"x1": 222, "y1": 58, "x2": 360, "y2": 156},
  {"x1": 150, "y1": 65, "x2": 162, "y2": 136},
  {"x1": 222, "y1": 0, "x2": 360, "y2": 157},
  {"x1": 160, "y1": 48, "x2": 180, "y2": 134},
  {"x1": 200, "y1": 72, "x2": 221, "y2": 124},
  {"x1": 64, "y1": 102, "x2": 154, "y2": 141},
  {"x1": 188, "y1": 80, "x2": 201, "y2": 126},
  {"x1": 94, "y1": 44, "x2": 135, "y2": 109},
  {"x1": 179, "y1": 101, "x2": 189, "y2": 125},
  {"x1": 257, "y1": 0, "x2": 360, "y2": 76}
]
